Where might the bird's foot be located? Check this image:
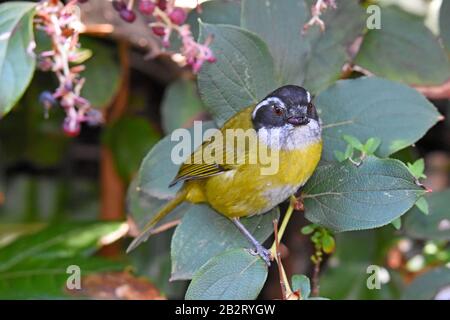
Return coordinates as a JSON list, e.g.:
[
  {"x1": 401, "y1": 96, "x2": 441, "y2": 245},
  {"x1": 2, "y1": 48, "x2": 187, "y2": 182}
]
[{"x1": 249, "y1": 244, "x2": 272, "y2": 266}]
